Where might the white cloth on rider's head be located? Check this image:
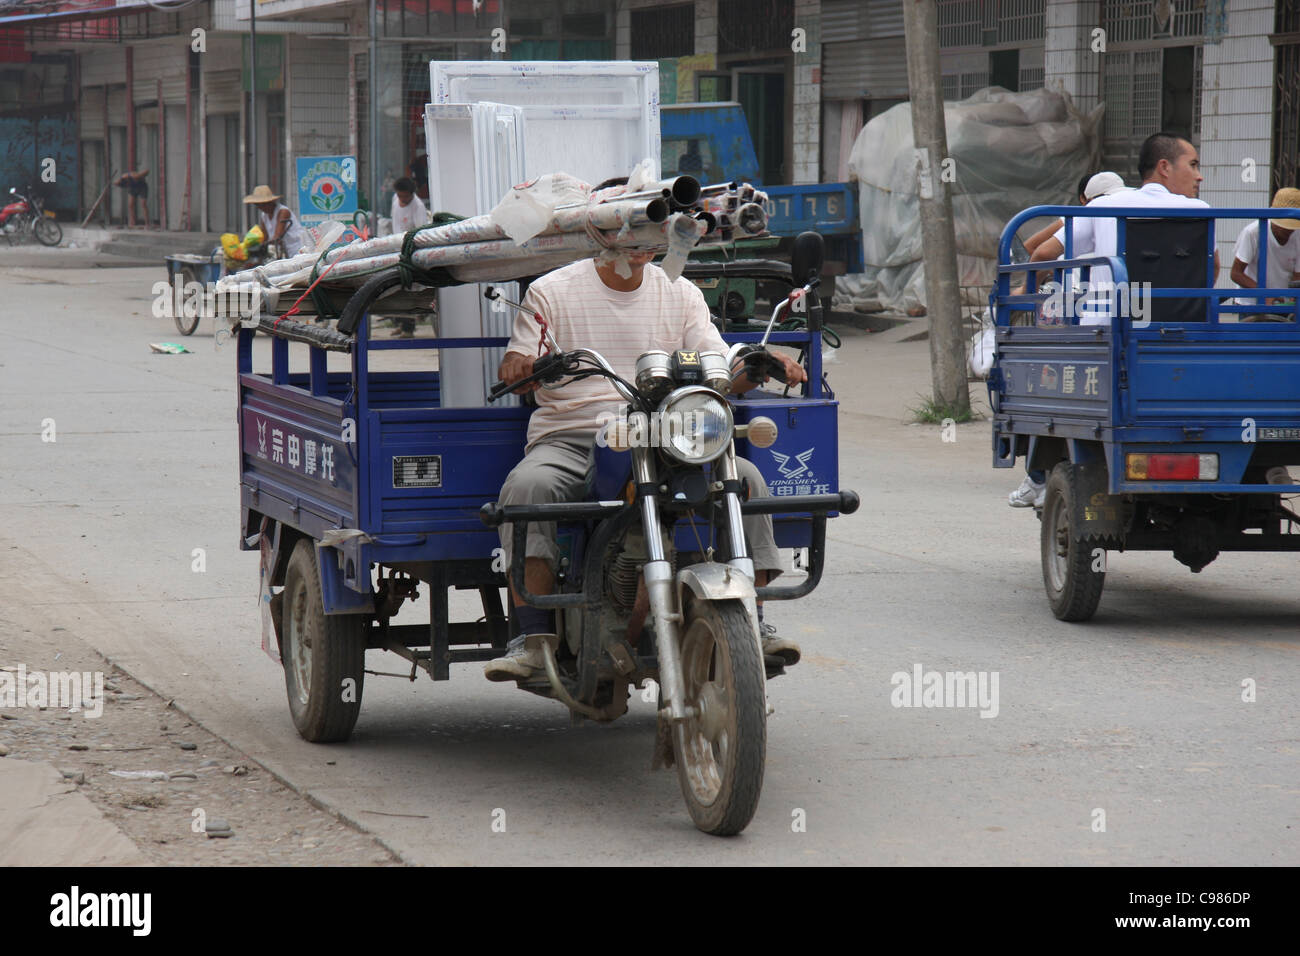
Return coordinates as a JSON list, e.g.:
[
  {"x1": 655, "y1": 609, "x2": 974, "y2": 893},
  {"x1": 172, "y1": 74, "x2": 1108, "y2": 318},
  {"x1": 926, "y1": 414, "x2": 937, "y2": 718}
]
[
  {"x1": 1049, "y1": 182, "x2": 1210, "y2": 325},
  {"x1": 506, "y1": 259, "x2": 727, "y2": 450},
  {"x1": 257, "y1": 202, "x2": 308, "y2": 258}
]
